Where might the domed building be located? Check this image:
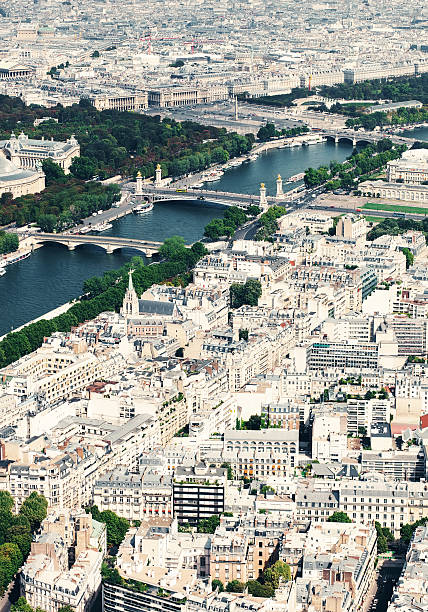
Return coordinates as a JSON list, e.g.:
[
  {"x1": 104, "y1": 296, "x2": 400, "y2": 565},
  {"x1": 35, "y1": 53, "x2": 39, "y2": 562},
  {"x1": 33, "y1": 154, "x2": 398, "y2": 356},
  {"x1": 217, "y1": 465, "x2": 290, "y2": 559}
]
[{"x1": 0, "y1": 151, "x2": 45, "y2": 199}]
